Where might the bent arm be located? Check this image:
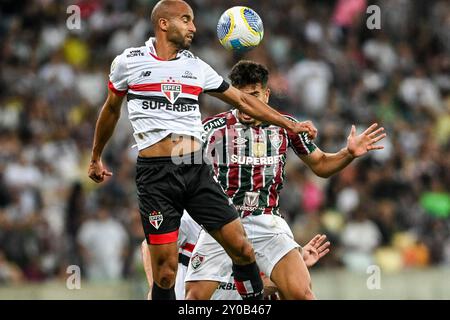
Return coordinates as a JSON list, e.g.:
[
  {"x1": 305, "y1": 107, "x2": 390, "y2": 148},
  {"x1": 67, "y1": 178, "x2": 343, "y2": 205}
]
[
  {"x1": 209, "y1": 86, "x2": 296, "y2": 131},
  {"x1": 91, "y1": 90, "x2": 124, "y2": 161},
  {"x1": 300, "y1": 147, "x2": 354, "y2": 179}
]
